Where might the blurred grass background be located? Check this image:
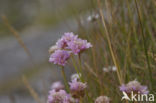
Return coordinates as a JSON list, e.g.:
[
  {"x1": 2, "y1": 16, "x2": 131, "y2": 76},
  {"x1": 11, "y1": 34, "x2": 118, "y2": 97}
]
[
  {"x1": 77, "y1": 0, "x2": 156, "y2": 102},
  {"x1": 0, "y1": 0, "x2": 94, "y2": 37},
  {"x1": 0, "y1": 0, "x2": 155, "y2": 102},
  {"x1": 0, "y1": 0, "x2": 93, "y2": 102}
]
